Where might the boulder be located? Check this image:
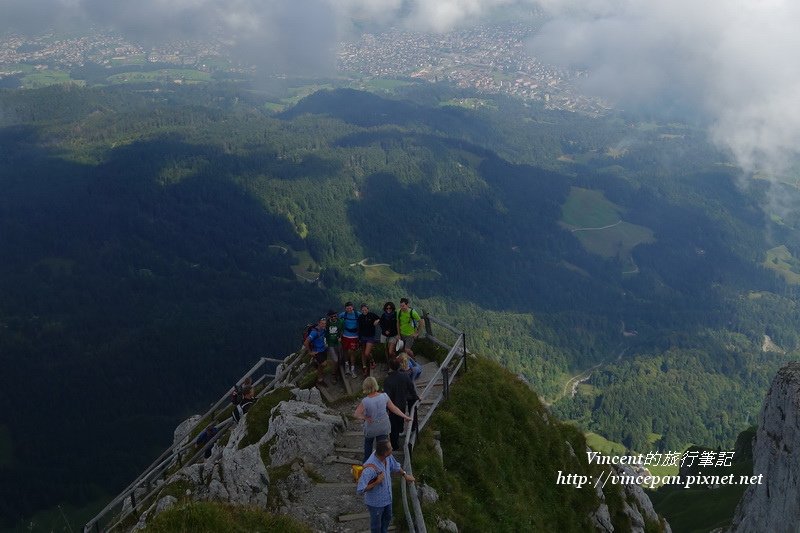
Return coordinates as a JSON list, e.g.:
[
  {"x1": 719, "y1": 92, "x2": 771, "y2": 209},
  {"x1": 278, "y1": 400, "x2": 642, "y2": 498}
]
[
  {"x1": 208, "y1": 419, "x2": 270, "y2": 507},
  {"x1": 173, "y1": 414, "x2": 202, "y2": 450},
  {"x1": 419, "y1": 483, "x2": 439, "y2": 504},
  {"x1": 437, "y1": 517, "x2": 459, "y2": 533},
  {"x1": 264, "y1": 399, "x2": 345, "y2": 467}
]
